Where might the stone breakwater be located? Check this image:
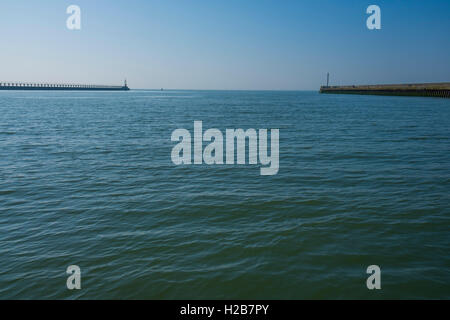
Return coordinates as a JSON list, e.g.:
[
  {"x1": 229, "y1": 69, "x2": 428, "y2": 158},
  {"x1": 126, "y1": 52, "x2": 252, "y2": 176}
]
[{"x1": 320, "y1": 82, "x2": 450, "y2": 98}]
